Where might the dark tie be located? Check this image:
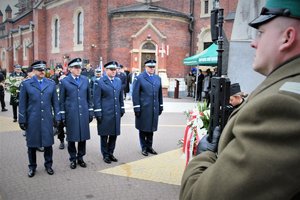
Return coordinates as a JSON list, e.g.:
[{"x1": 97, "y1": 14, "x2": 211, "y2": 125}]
[
  {"x1": 39, "y1": 80, "x2": 42, "y2": 89},
  {"x1": 75, "y1": 77, "x2": 79, "y2": 84},
  {"x1": 111, "y1": 79, "x2": 114, "y2": 86},
  {"x1": 149, "y1": 75, "x2": 153, "y2": 82}
]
